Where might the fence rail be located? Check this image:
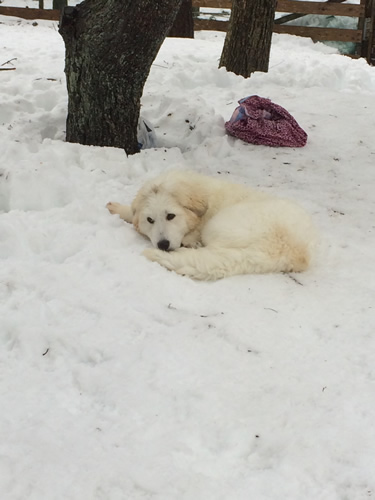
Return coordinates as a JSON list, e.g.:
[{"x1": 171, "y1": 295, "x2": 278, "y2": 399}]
[
  {"x1": 193, "y1": 0, "x2": 364, "y2": 15},
  {"x1": 192, "y1": 0, "x2": 373, "y2": 64},
  {"x1": 0, "y1": 5, "x2": 60, "y2": 20},
  {"x1": 0, "y1": 0, "x2": 373, "y2": 64}
]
